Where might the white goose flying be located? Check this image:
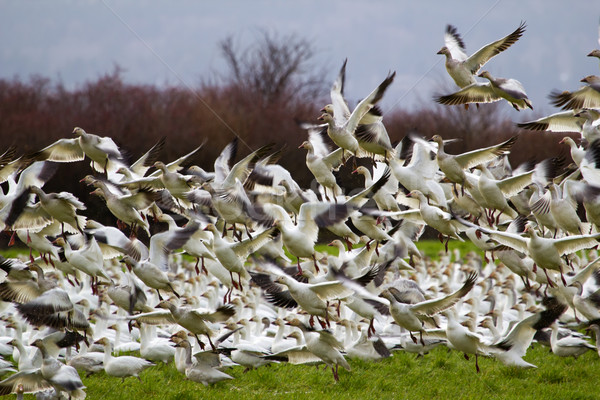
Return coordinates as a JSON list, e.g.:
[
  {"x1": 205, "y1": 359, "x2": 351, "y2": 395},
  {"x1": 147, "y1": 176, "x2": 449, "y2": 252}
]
[{"x1": 438, "y1": 22, "x2": 526, "y2": 88}]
